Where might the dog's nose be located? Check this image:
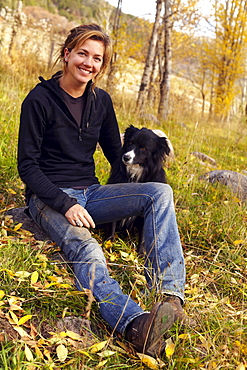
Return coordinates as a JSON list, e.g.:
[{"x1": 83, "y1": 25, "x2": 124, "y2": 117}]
[{"x1": 123, "y1": 153, "x2": 131, "y2": 163}]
